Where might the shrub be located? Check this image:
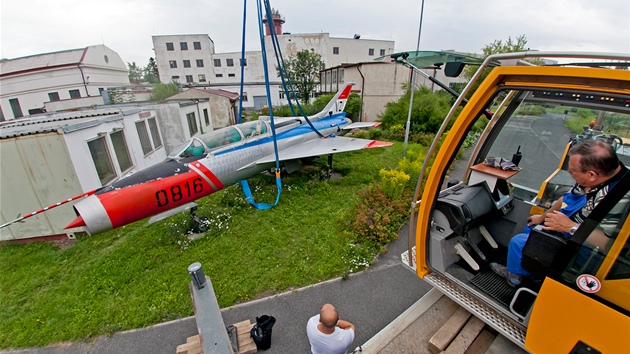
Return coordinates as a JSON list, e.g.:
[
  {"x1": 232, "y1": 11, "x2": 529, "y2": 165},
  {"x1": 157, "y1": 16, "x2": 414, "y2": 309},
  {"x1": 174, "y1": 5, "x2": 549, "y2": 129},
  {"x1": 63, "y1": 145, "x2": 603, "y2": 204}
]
[
  {"x1": 341, "y1": 185, "x2": 408, "y2": 248},
  {"x1": 379, "y1": 169, "x2": 410, "y2": 199}
]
